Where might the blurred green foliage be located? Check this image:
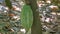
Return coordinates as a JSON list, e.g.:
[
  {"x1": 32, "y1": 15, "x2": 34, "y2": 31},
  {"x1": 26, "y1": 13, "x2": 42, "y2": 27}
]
[{"x1": 5, "y1": 0, "x2": 12, "y2": 9}]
